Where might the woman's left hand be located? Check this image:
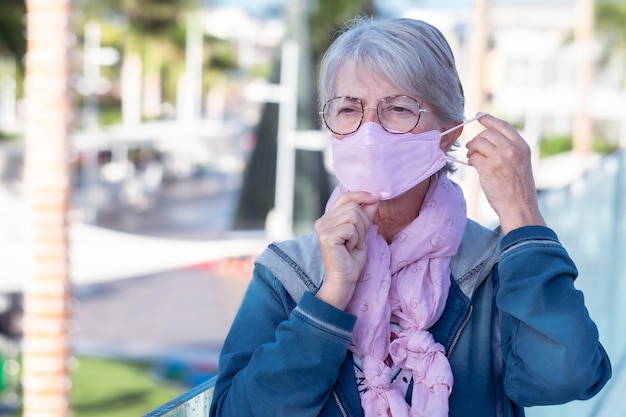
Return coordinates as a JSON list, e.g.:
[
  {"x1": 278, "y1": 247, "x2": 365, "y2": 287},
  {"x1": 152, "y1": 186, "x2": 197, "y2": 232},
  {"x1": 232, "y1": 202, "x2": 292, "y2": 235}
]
[{"x1": 465, "y1": 113, "x2": 546, "y2": 234}]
